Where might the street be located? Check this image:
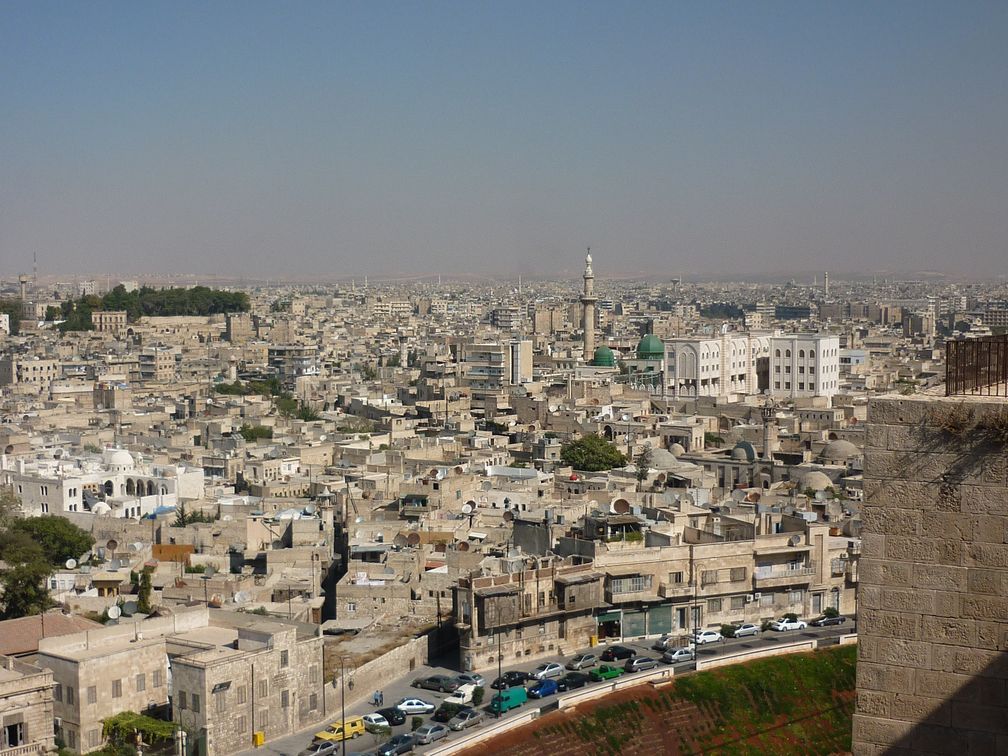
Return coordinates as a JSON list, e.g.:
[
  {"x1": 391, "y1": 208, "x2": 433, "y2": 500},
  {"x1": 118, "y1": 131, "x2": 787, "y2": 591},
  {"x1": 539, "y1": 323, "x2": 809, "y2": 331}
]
[{"x1": 241, "y1": 619, "x2": 855, "y2": 756}]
